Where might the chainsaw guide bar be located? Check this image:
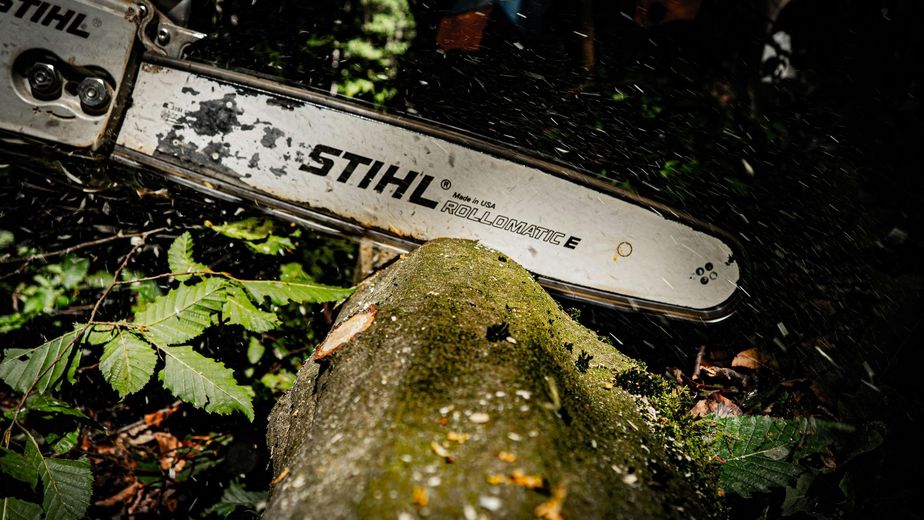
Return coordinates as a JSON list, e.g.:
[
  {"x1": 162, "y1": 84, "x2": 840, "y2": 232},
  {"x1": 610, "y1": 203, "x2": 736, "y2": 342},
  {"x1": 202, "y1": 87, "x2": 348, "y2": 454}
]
[{"x1": 114, "y1": 58, "x2": 743, "y2": 320}]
